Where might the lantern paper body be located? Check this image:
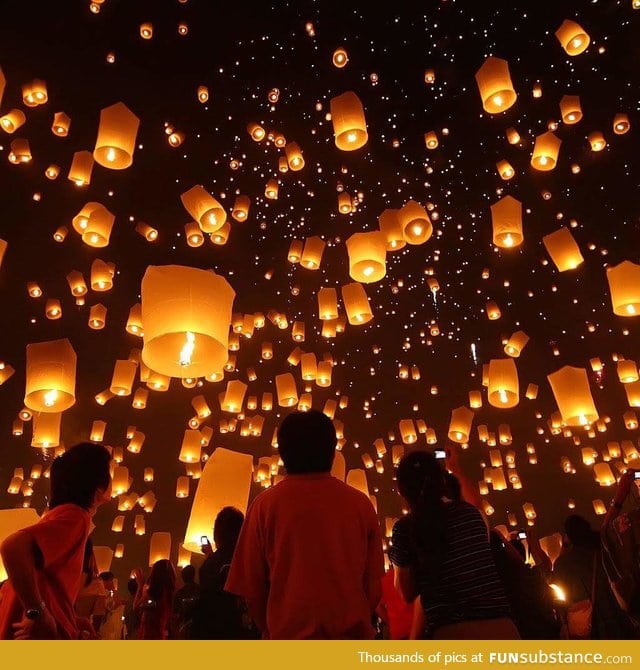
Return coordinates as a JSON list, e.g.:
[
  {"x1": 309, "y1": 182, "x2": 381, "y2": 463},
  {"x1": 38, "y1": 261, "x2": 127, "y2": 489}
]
[
  {"x1": 531, "y1": 132, "x2": 561, "y2": 171},
  {"x1": 318, "y1": 288, "x2": 339, "y2": 320},
  {"x1": 474, "y1": 56, "x2": 517, "y2": 114},
  {"x1": 491, "y1": 195, "x2": 523, "y2": 249},
  {"x1": 180, "y1": 185, "x2": 227, "y2": 233},
  {"x1": 346, "y1": 469, "x2": 370, "y2": 497},
  {"x1": 31, "y1": 411, "x2": 62, "y2": 448},
  {"x1": 488, "y1": 358, "x2": 519, "y2": 408},
  {"x1": 110, "y1": 360, "x2": 137, "y2": 396},
  {"x1": 613, "y1": 113, "x2": 630, "y2": 135},
  {"x1": 300, "y1": 236, "x2": 325, "y2": 270},
  {"x1": 149, "y1": 532, "x2": 172, "y2": 566},
  {"x1": 607, "y1": 261, "x2": 640, "y2": 316},
  {"x1": 330, "y1": 91, "x2": 368, "y2": 151},
  {"x1": 179, "y1": 430, "x2": 202, "y2": 463},
  {"x1": 448, "y1": 406, "x2": 474, "y2": 443},
  {"x1": 559, "y1": 95, "x2": 582, "y2": 124},
  {"x1": 285, "y1": 142, "x2": 304, "y2": 171},
  {"x1": 398, "y1": 200, "x2": 432, "y2": 245},
  {"x1": 378, "y1": 209, "x2": 405, "y2": 251},
  {"x1": 504, "y1": 331, "x2": 529, "y2": 358},
  {"x1": 93, "y1": 546, "x2": 114, "y2": 574},
  {"x1": 1, "y1": 109, "x2": 26, "y2": 134},
  {"x1": 0, "y1": 508, "x2": 40, "y2": 581},
  {"x1": 346, "y1": 232, "x2": 386, "y2": 283},
  {"x1": 548, "y1": 366, "x2": 598, "y2": 427},
  {"x1": 276, "y1": 373, "x2": 298, "y2": 407},
  {"x1": 93, "y1": 102, "x2": 140, "y2": 169},
  {"x1": 81, "y1": 204, "x2": 115, "y2": 248},
  {"x1": 341, "y1": 283, "x2": 373, "y2": 325},
  {"x1": 141, "y1": 265, "x2": 235, "y2": 378},
  {"x1": 555, "y1": 20, "x2": 590, "y2": 56},
  {"x1": 543, "y1": 227, "x2": 584, "y2": 271},
  {"x1": 25, "y1": 339, "x2": 77, "y2": 412},
  {"x1": 183, "y1": 447, "x2": 253, "y2": 552},
  {"x1": 68, "y1": 151, "x2": 94, "y2": 186}
]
